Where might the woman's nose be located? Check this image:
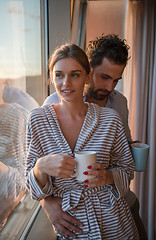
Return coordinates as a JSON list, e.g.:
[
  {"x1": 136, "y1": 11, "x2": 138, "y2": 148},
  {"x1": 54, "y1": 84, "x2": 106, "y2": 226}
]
[{"x1": 63, "y1": 75, "x2": 70, "y2": 86}]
